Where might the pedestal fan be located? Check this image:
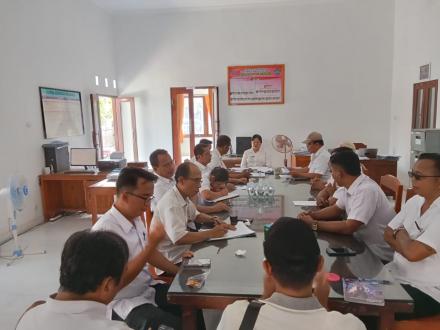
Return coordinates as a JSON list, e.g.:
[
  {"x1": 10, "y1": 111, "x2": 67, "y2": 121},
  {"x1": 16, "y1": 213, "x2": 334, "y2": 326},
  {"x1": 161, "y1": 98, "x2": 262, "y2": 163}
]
[{"x1": 271, "y1": 135, "x2": 293, "y2": 167}]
